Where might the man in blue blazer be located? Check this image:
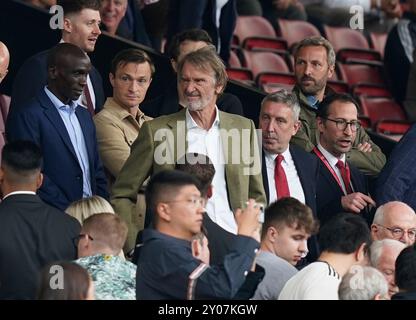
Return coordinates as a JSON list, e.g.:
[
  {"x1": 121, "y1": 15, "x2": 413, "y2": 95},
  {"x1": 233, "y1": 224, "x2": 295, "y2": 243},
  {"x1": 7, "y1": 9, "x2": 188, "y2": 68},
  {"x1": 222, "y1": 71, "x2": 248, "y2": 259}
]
[
  {"x1": 314, "y1": 93, "x2": 375, "y2": 226},
  {"x1": 259, "y1": 90, "x2": 320, "y2": 263},
  {"x1": 9, "y1": 0, "x2": 105, "y2": 115},
  {"x1": 6, "y1": 43, "x2": 108, "y2": 210}
]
